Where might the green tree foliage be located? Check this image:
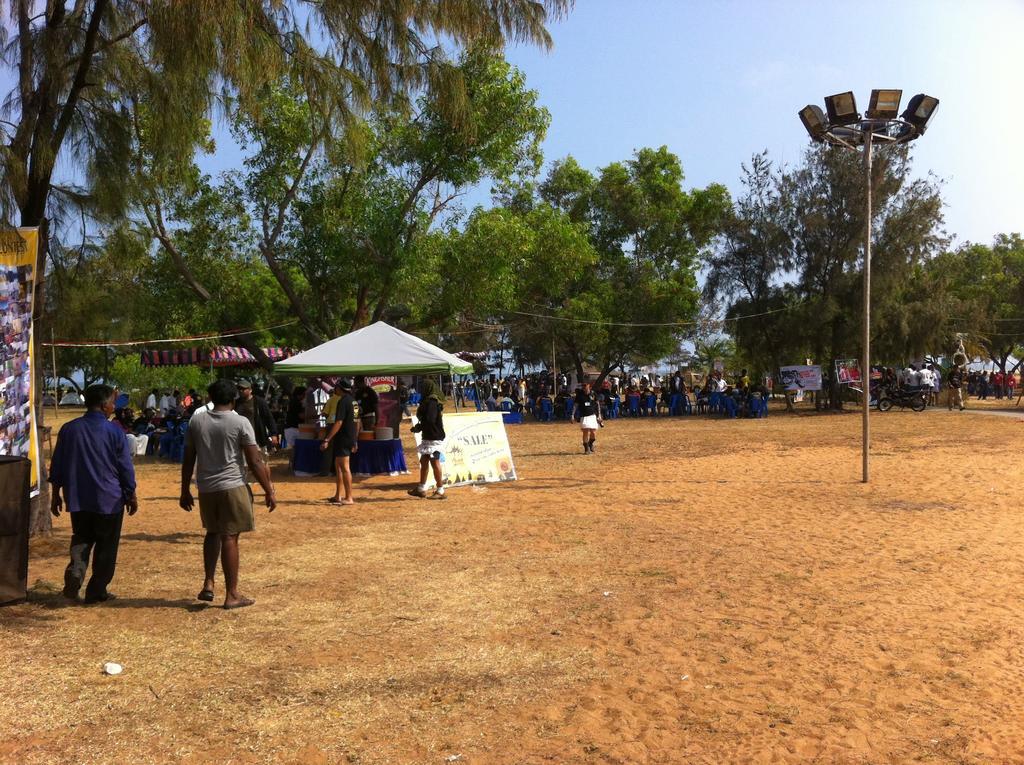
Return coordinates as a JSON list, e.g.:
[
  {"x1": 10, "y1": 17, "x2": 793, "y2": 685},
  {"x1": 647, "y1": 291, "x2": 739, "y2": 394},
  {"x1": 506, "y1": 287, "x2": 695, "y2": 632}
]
[
  {"x1": 532, "y1": 148, "x2": 731, "y2": 380},
  {"x1": 109, "y1": 355, "x2": 212, "y2": 409},
  {"x1": 287, "y1": 49, "x2": 551, "y2": 337},
  {"x1": 707, "y1": 145, "x2": 947, "y2": 380},
  {"x1": 437, "y1": 202, "x2": 596, "y2": 361},
  {"x1": 4, "y1": 1, "x2": 568, "y2": 534},
  {"x1": 925, "y1": 234, "x2": 1024, "y2": 373}
]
